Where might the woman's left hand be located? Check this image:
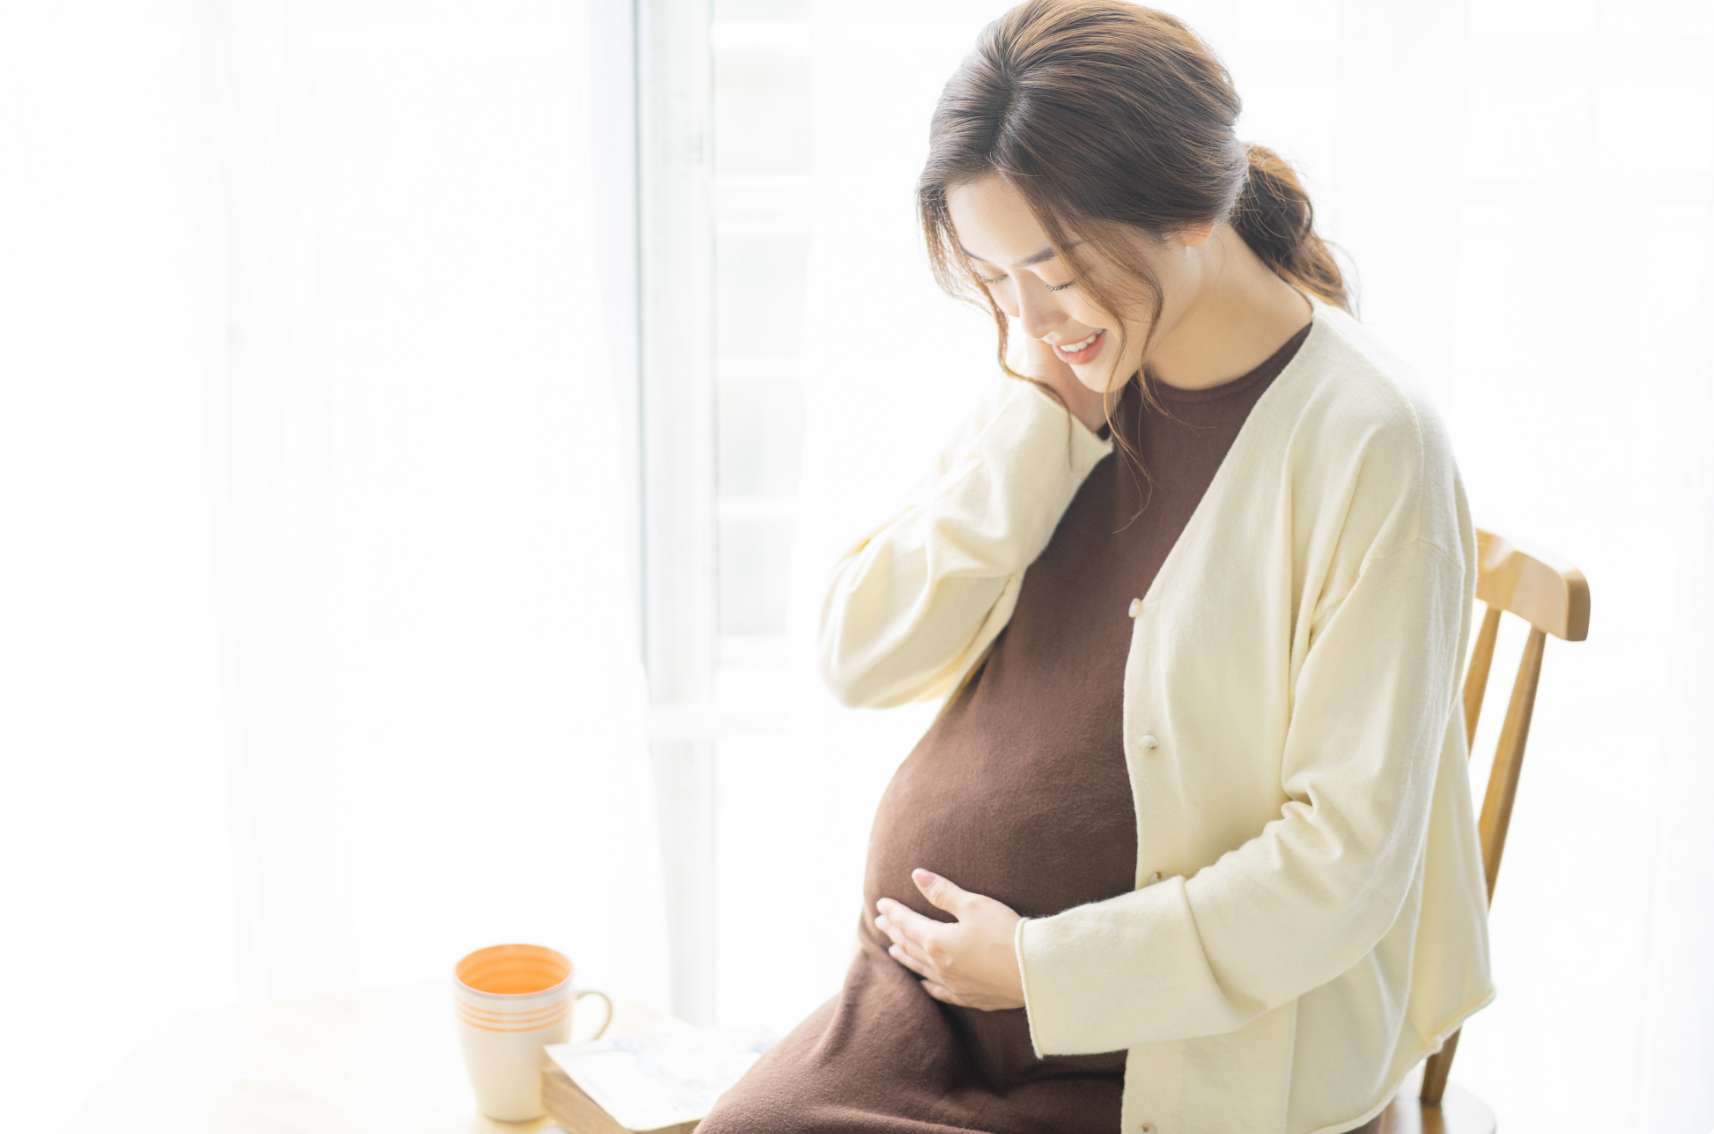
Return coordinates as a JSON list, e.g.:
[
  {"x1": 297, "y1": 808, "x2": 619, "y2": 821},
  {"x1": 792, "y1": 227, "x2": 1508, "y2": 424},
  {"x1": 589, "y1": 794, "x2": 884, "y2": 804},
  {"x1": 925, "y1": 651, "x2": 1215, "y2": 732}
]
[{"x1": 874, "y1": 869, "x2": 1025, "y2": 1011}]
